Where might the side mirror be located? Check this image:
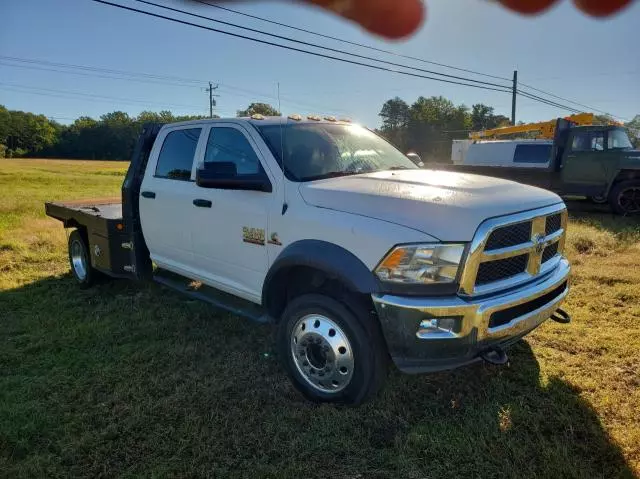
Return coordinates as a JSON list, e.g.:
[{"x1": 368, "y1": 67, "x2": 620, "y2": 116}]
[
  {"x1": 196, "y1": 162, "x2": 272, "y2": 192},
  {"x1": 406, "y1": 152, "x2": 424, "y2": 168}
]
